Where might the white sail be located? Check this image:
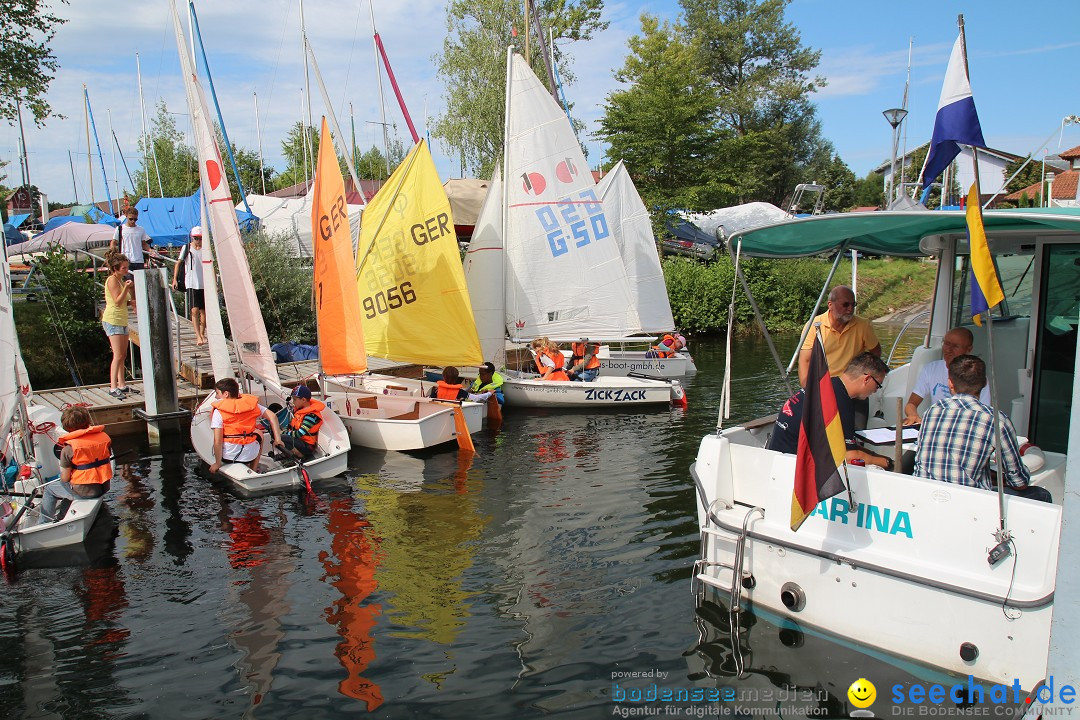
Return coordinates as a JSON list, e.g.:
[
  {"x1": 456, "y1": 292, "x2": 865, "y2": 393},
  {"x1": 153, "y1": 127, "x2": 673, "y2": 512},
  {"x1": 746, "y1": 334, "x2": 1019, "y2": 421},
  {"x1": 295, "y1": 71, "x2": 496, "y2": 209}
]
[
  {"x1": 594, "y1": 161, "x2": 675, "y2": 333},
  {"x1": 463, "y1": 165, "x2": 505, "y2": 367},
  {"x1": 503, "y1": 53, "x2": 637, "y2": 339},
  {"x1": 0, "y1": 252, "x2": 23, "y2": 440},
  {"x1": 170, "y1": 0, "x2": 278, "y2": 386}
]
